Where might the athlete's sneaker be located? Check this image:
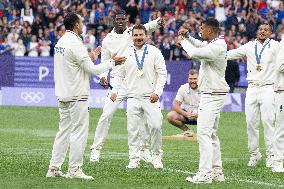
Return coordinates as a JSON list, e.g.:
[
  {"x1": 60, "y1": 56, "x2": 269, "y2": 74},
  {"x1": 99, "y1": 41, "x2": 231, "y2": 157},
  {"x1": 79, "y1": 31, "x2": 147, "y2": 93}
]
[
  {"x1": 90, "y1": 149, "x2": 101, "y2": 162},
  {"x1": 212, "y1": 168, "x2": 225, "y2": 182},
  {"x1": 46, "y1": 166, "x2": 66, "y2": 178},
  {"x1": 140, "y1": 149, "x2": 152, "y2": 163},
  {"x1": 272, "y1": 161, "x2": 284, "y2": 172},
  {"x1": 66, "y1": 167, "x2": 94, "y2": 180},
  {"x1": 182, "y1": 129, "x2": 195, "y2": 137},
  {"x1": 152, "y1": 154, "x2": 163, "y2": 169},
  {"x1": 186, "y1": 171, "x2": 212, "y2": 184},
  {"x1": 266, "y1": 156, "x2": 273, "y2": 168},
  {"x1": 248, "y1": 153, "x2": 262, "y2": 167},
  {"x1": 126, "y1": 159, "x2": 140, "y2": 169}
]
